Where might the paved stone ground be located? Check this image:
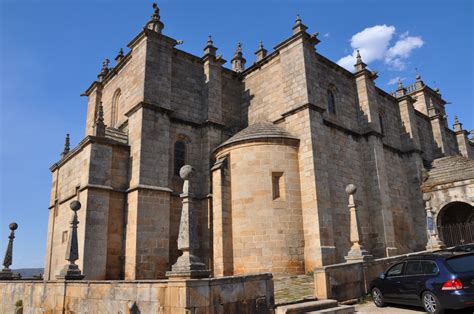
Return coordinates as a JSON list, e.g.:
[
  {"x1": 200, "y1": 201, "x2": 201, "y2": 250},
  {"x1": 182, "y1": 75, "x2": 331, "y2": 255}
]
[
  {"x1": 274, "y1": 275, "x2": 316, "y2": 305},
  {"x1": 355, "y1": 302, "x2": 474, "y2": 313}
]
